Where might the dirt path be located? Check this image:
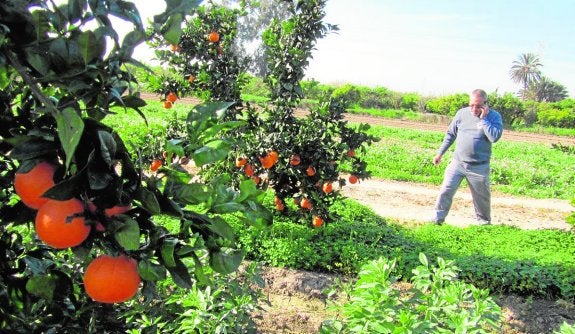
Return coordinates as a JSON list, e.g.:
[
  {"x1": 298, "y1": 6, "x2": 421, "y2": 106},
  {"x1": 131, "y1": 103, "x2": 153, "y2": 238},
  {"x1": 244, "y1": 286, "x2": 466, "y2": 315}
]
[{"x1": 342, "y1": 178, "x2": 572, "y2": 230}]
